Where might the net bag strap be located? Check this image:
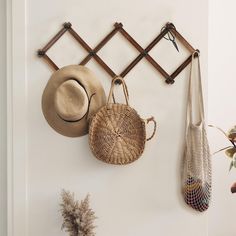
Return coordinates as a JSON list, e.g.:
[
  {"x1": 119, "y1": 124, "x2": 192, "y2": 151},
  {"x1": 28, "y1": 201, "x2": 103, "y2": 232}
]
[{"x1": 186, "y1": 51, "x2": 205, "y2": 134}]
